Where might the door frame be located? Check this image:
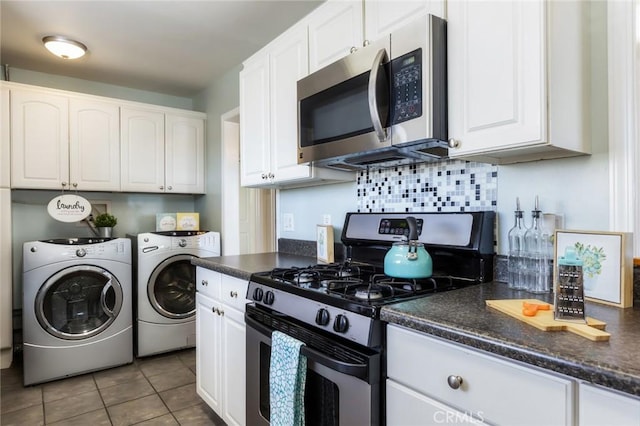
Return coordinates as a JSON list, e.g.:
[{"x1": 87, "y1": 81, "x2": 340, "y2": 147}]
[{"x1": 220, "y1": 108, "x2": 275, "y2": 255}]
